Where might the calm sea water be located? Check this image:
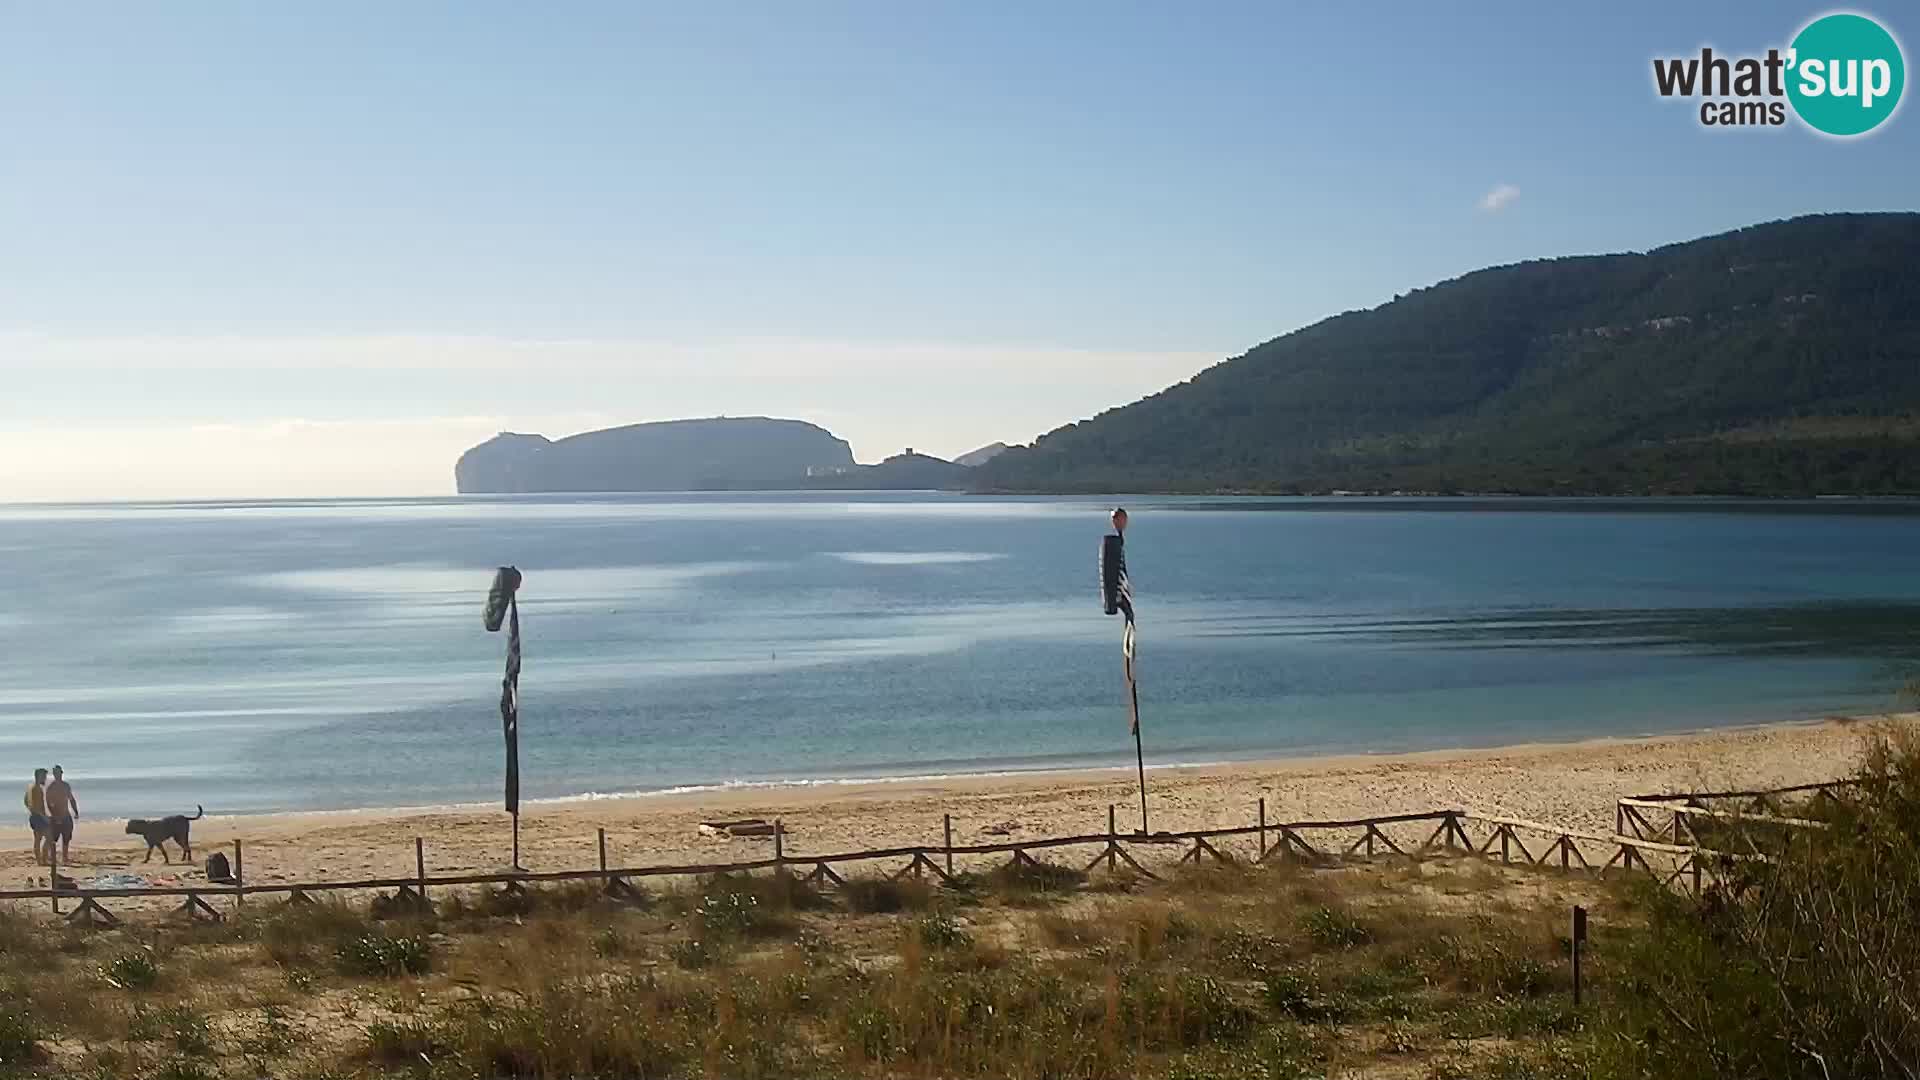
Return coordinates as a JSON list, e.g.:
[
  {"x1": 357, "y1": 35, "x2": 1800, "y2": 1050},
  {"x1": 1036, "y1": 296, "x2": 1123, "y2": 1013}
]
[{"x1": 2, "y1": 494, "x2": 1918, "y2": 817}]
